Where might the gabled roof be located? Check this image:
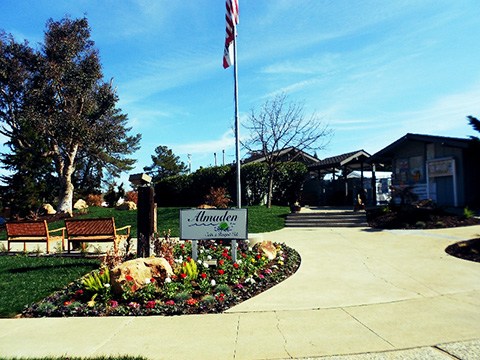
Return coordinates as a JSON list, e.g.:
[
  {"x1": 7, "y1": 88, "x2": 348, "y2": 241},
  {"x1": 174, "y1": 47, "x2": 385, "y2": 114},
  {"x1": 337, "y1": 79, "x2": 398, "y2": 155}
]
[
  {"x1": 308, "y1": 150, "x2": 373, "y2": 174},
  {"x1": 369, "y1": 133, "x2": 472, "y2": 162},
  {"x1": 242, "y1": 146, "x2": 320, "y2": 165}
]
